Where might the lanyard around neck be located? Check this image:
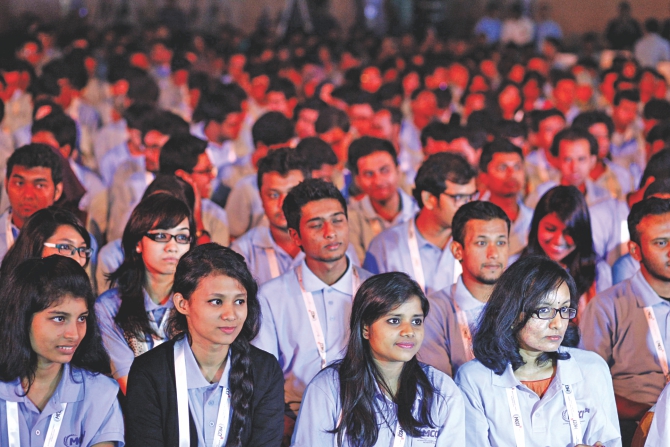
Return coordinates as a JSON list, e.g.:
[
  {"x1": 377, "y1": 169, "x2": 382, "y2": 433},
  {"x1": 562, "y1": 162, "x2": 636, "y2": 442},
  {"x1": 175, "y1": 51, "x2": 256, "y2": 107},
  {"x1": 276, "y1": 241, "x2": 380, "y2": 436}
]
[{"x1": 6, "y1": 401, "x2": 67, "y2": 447}]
